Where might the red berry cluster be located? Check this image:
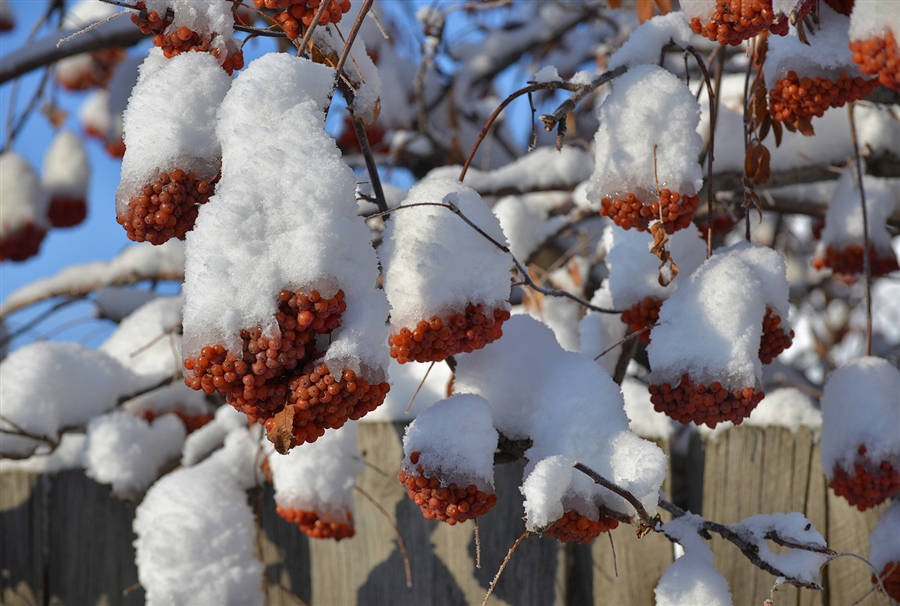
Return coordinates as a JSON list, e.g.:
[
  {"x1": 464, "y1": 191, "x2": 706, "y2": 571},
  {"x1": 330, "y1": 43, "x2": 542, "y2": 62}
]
[
  {"x1": 649, "y1": 374, "x2": 764, "y2": 428},
  {"x1": 829, "y1": 444, "x2": 900, "y2": 511},
  {"x1": 389, "y1": 304, "x2": 511, "y2": 364},
  {"x1": 542, "y1": 509, "x2": 619, "y2": 545},
  {"x1": 398, "y1": 451, "x2": 497, "y2": 525},
  {"x1": 275, "y1": 505, "x2": 355, "y2": 540},
  {"x1": 759, "y1": 306, "x2": 793, "y2": 364},
  {"x1": 872, "y1": 561, "x2": 900, "y2": 602},
  {"x1": 620, "y1": 297, "x2": 663, "y2": 344},
  {"x1": 823, "y1": 0, "x2": 854, "y2": 15},
  {"x1": 130, "y1": 2, "x2": 172, "y2": 36},
  {"x1": 812, "y1": 244, "x2": 900, "y2": 277},
  {"x1": 116, "y1": 168, "x2": 216, "y2": 245},
  {"x1": 151, "y1": 26, "x2": 244, "y2": 75},
  {"x1": 850, "y1": 30, "x2": 900, "y2": 91},
  {"x1": 57, "y1": 47, "x2": 127, "y2": 91},
  {"x1": 105, "y1": 139, "x2": 126, "y2": 159},
  {"x1": 284, "y1": 362, "x2": 389, "y2": 445},
  {"x1": 140, "y1": 409, "x2": 215, "y2": 433},
  {"x1": 769, "y1": 70, "x2": 878, "y2": 125},
  {"x1": 688, "y1": 0, "x2": 813, "y2": 46},
  {"x1": 184, "y1": 289, "x2": 389, "y2": 445},
  {"x1": 255, "y1": 0, "x2": 352, "y2": 40},
  {"x1": 0, "y1": 223, "x2": 46, "y2": 262},
  {"x1": 47, "y1": 197, "x2": 87, "y2": 228},
  {"x1": 600, "y1": 189, "x2": 700, "y2": 234}
]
